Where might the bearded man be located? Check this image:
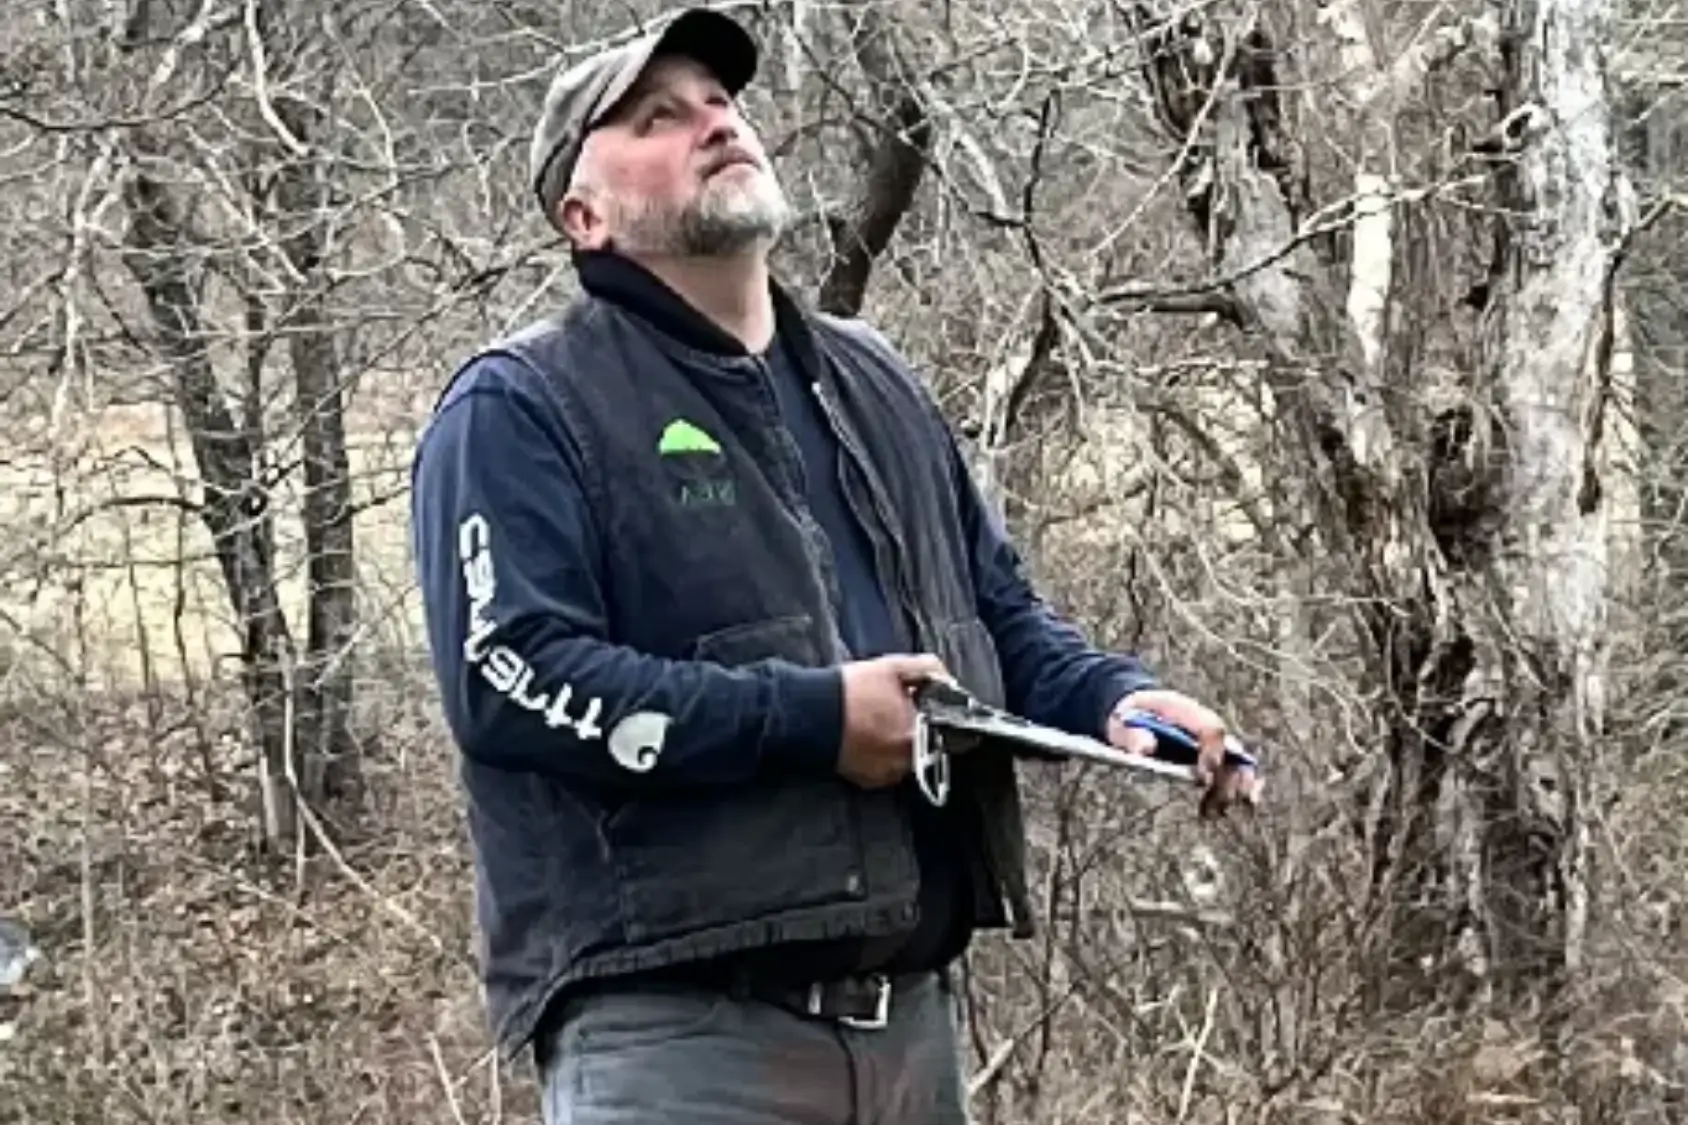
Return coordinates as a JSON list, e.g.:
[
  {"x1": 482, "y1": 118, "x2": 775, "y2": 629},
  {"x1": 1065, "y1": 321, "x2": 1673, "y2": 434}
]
[{"x1": 408, "y1": 7, "x2": 1258, "y2": 1123}]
